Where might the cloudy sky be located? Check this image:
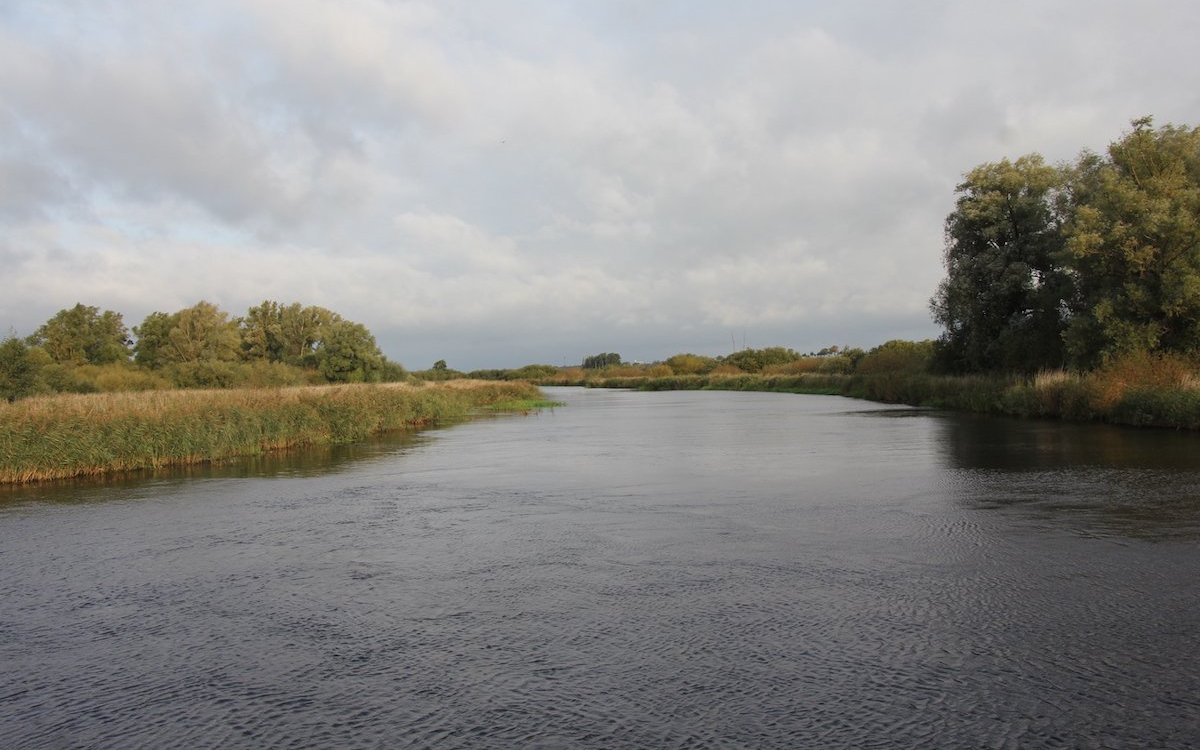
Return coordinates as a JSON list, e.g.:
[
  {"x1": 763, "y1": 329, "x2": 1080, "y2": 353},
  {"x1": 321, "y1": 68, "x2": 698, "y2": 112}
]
[{"x1": 2, "y1": 1, "x2": 1197, "y2": 369}]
